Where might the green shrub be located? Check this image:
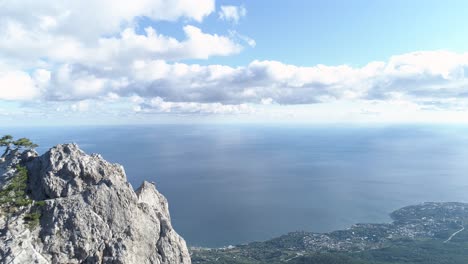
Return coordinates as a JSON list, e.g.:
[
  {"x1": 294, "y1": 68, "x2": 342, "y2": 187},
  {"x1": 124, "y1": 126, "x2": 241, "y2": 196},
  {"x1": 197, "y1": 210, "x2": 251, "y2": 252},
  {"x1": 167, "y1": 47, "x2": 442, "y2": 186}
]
[
  {"x1": 35, "y1": 200, "x2": 46, "y2": 207},
  {"x1": 24, "y1": 211, "x2": 41, "y2": 229},
  {"x1": 0, "y1": 165, "x2": 32, "y2": 207},
  {"x1": 0, "y1": 165, "x2": 44, "y2": 230}
]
